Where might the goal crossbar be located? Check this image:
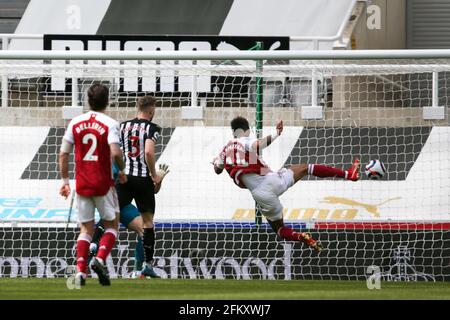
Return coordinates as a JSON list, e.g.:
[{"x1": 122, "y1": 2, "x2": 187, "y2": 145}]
[{"x1": 2, "y1": 49, "x2": 450, "y2": 60}]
